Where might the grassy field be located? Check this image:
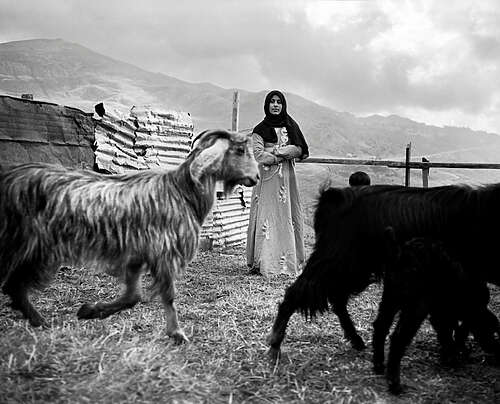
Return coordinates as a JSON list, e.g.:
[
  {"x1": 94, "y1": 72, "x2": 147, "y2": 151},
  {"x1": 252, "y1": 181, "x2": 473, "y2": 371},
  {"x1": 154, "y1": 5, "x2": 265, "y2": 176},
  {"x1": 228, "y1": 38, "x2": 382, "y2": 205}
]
[{"x1": 1, "y1": 236, "x2": 499, "y2": 403}]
